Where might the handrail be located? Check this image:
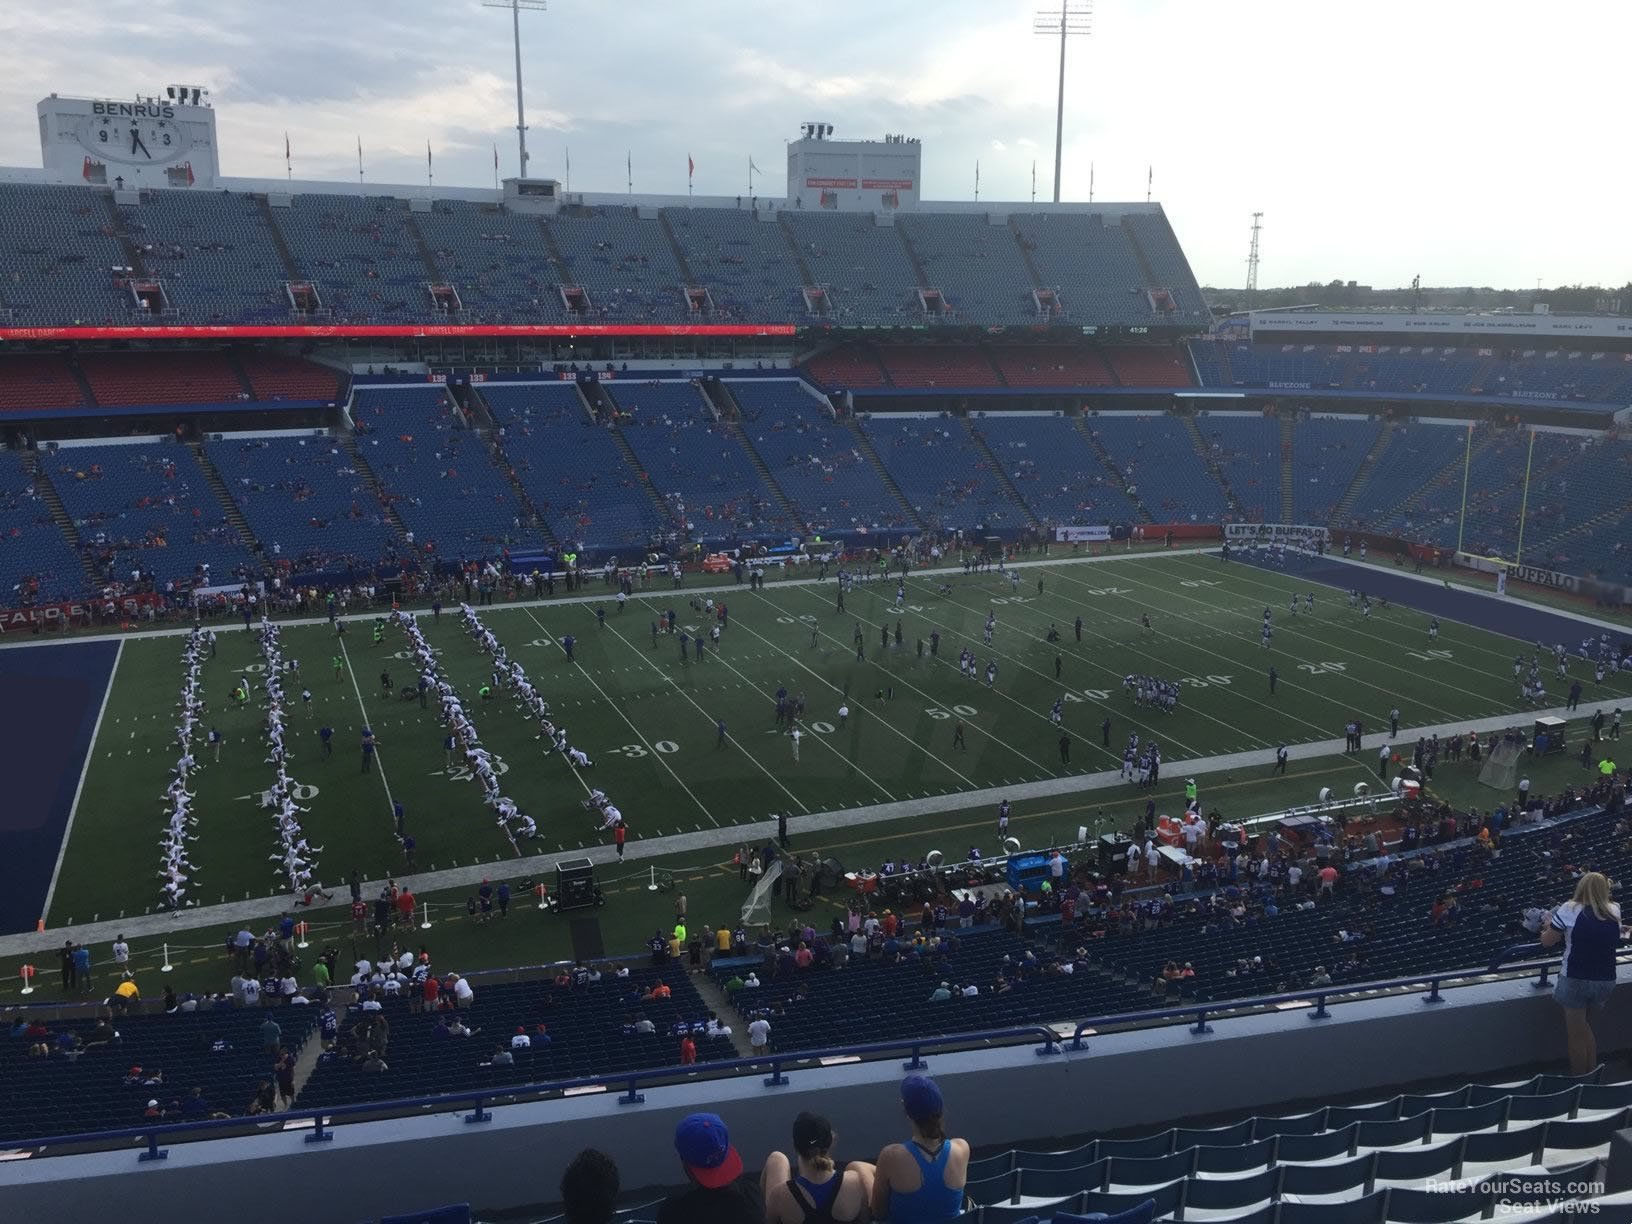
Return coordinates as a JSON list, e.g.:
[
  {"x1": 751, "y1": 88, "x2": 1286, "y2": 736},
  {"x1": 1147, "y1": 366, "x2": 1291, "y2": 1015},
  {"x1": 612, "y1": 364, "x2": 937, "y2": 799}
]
[
  {"x1": 1, "y1": 946, "x2": 1595, "y2": 1163},
  {"x1": 1069, "y1": 951, "x2": 1576, "y2": 1042},
  {"x1": 0, "y1": 1025, "x2": 1069, "y2": 1161}
]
